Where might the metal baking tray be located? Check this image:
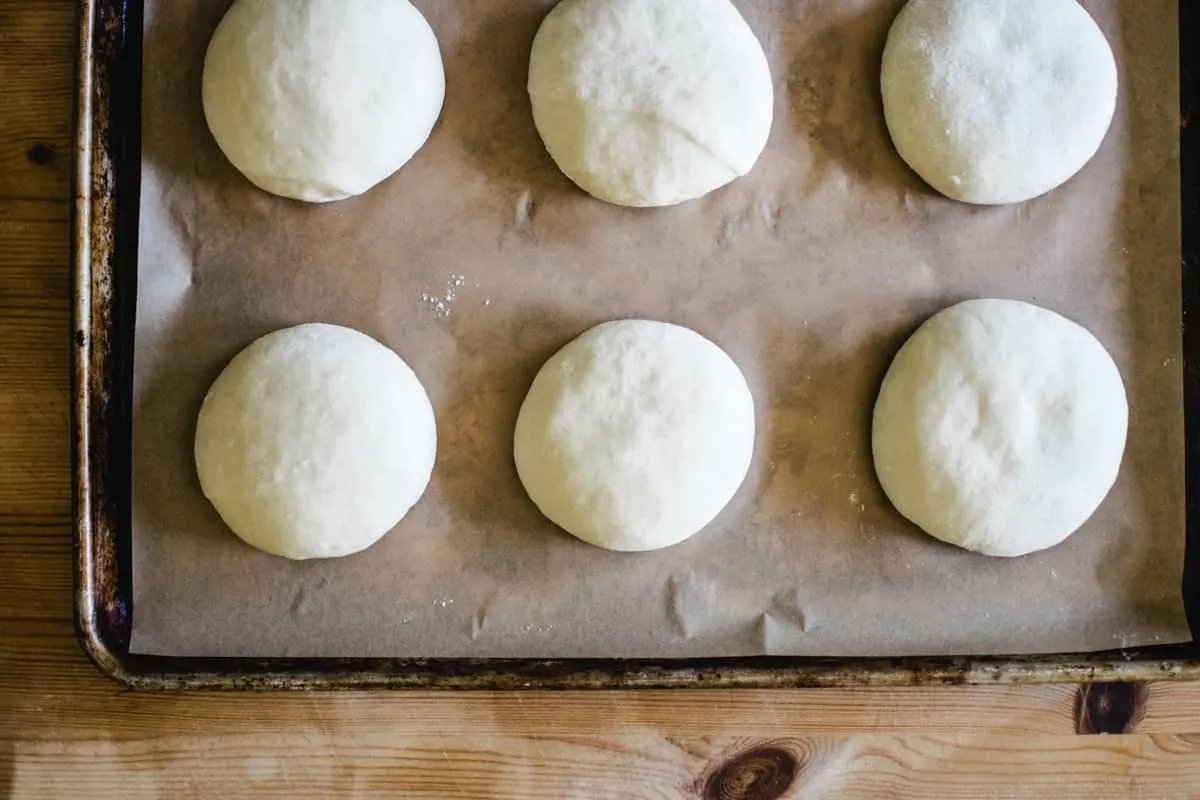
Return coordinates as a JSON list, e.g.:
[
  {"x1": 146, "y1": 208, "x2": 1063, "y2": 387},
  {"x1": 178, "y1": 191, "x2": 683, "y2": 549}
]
[{"x1": 72, "y1": 0, "x2": 1200, "y2": 689}]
